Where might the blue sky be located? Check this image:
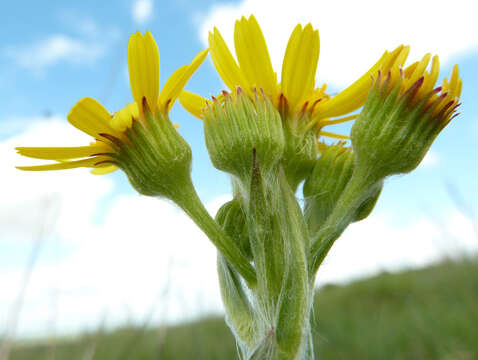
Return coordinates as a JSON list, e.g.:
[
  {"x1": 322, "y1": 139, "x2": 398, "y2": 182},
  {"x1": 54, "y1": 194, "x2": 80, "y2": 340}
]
[{"x1": 1, "y1": 0, "x2": 477, "y2": 338}]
